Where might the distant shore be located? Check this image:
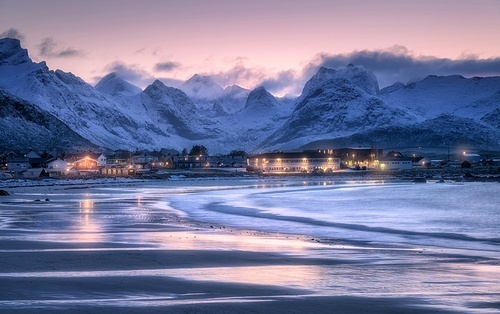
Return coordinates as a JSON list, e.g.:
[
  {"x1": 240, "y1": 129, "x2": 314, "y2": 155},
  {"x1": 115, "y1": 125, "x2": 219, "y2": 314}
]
[{"x1": 1, "y1": 167, "x2": 499, "y2": 191}]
